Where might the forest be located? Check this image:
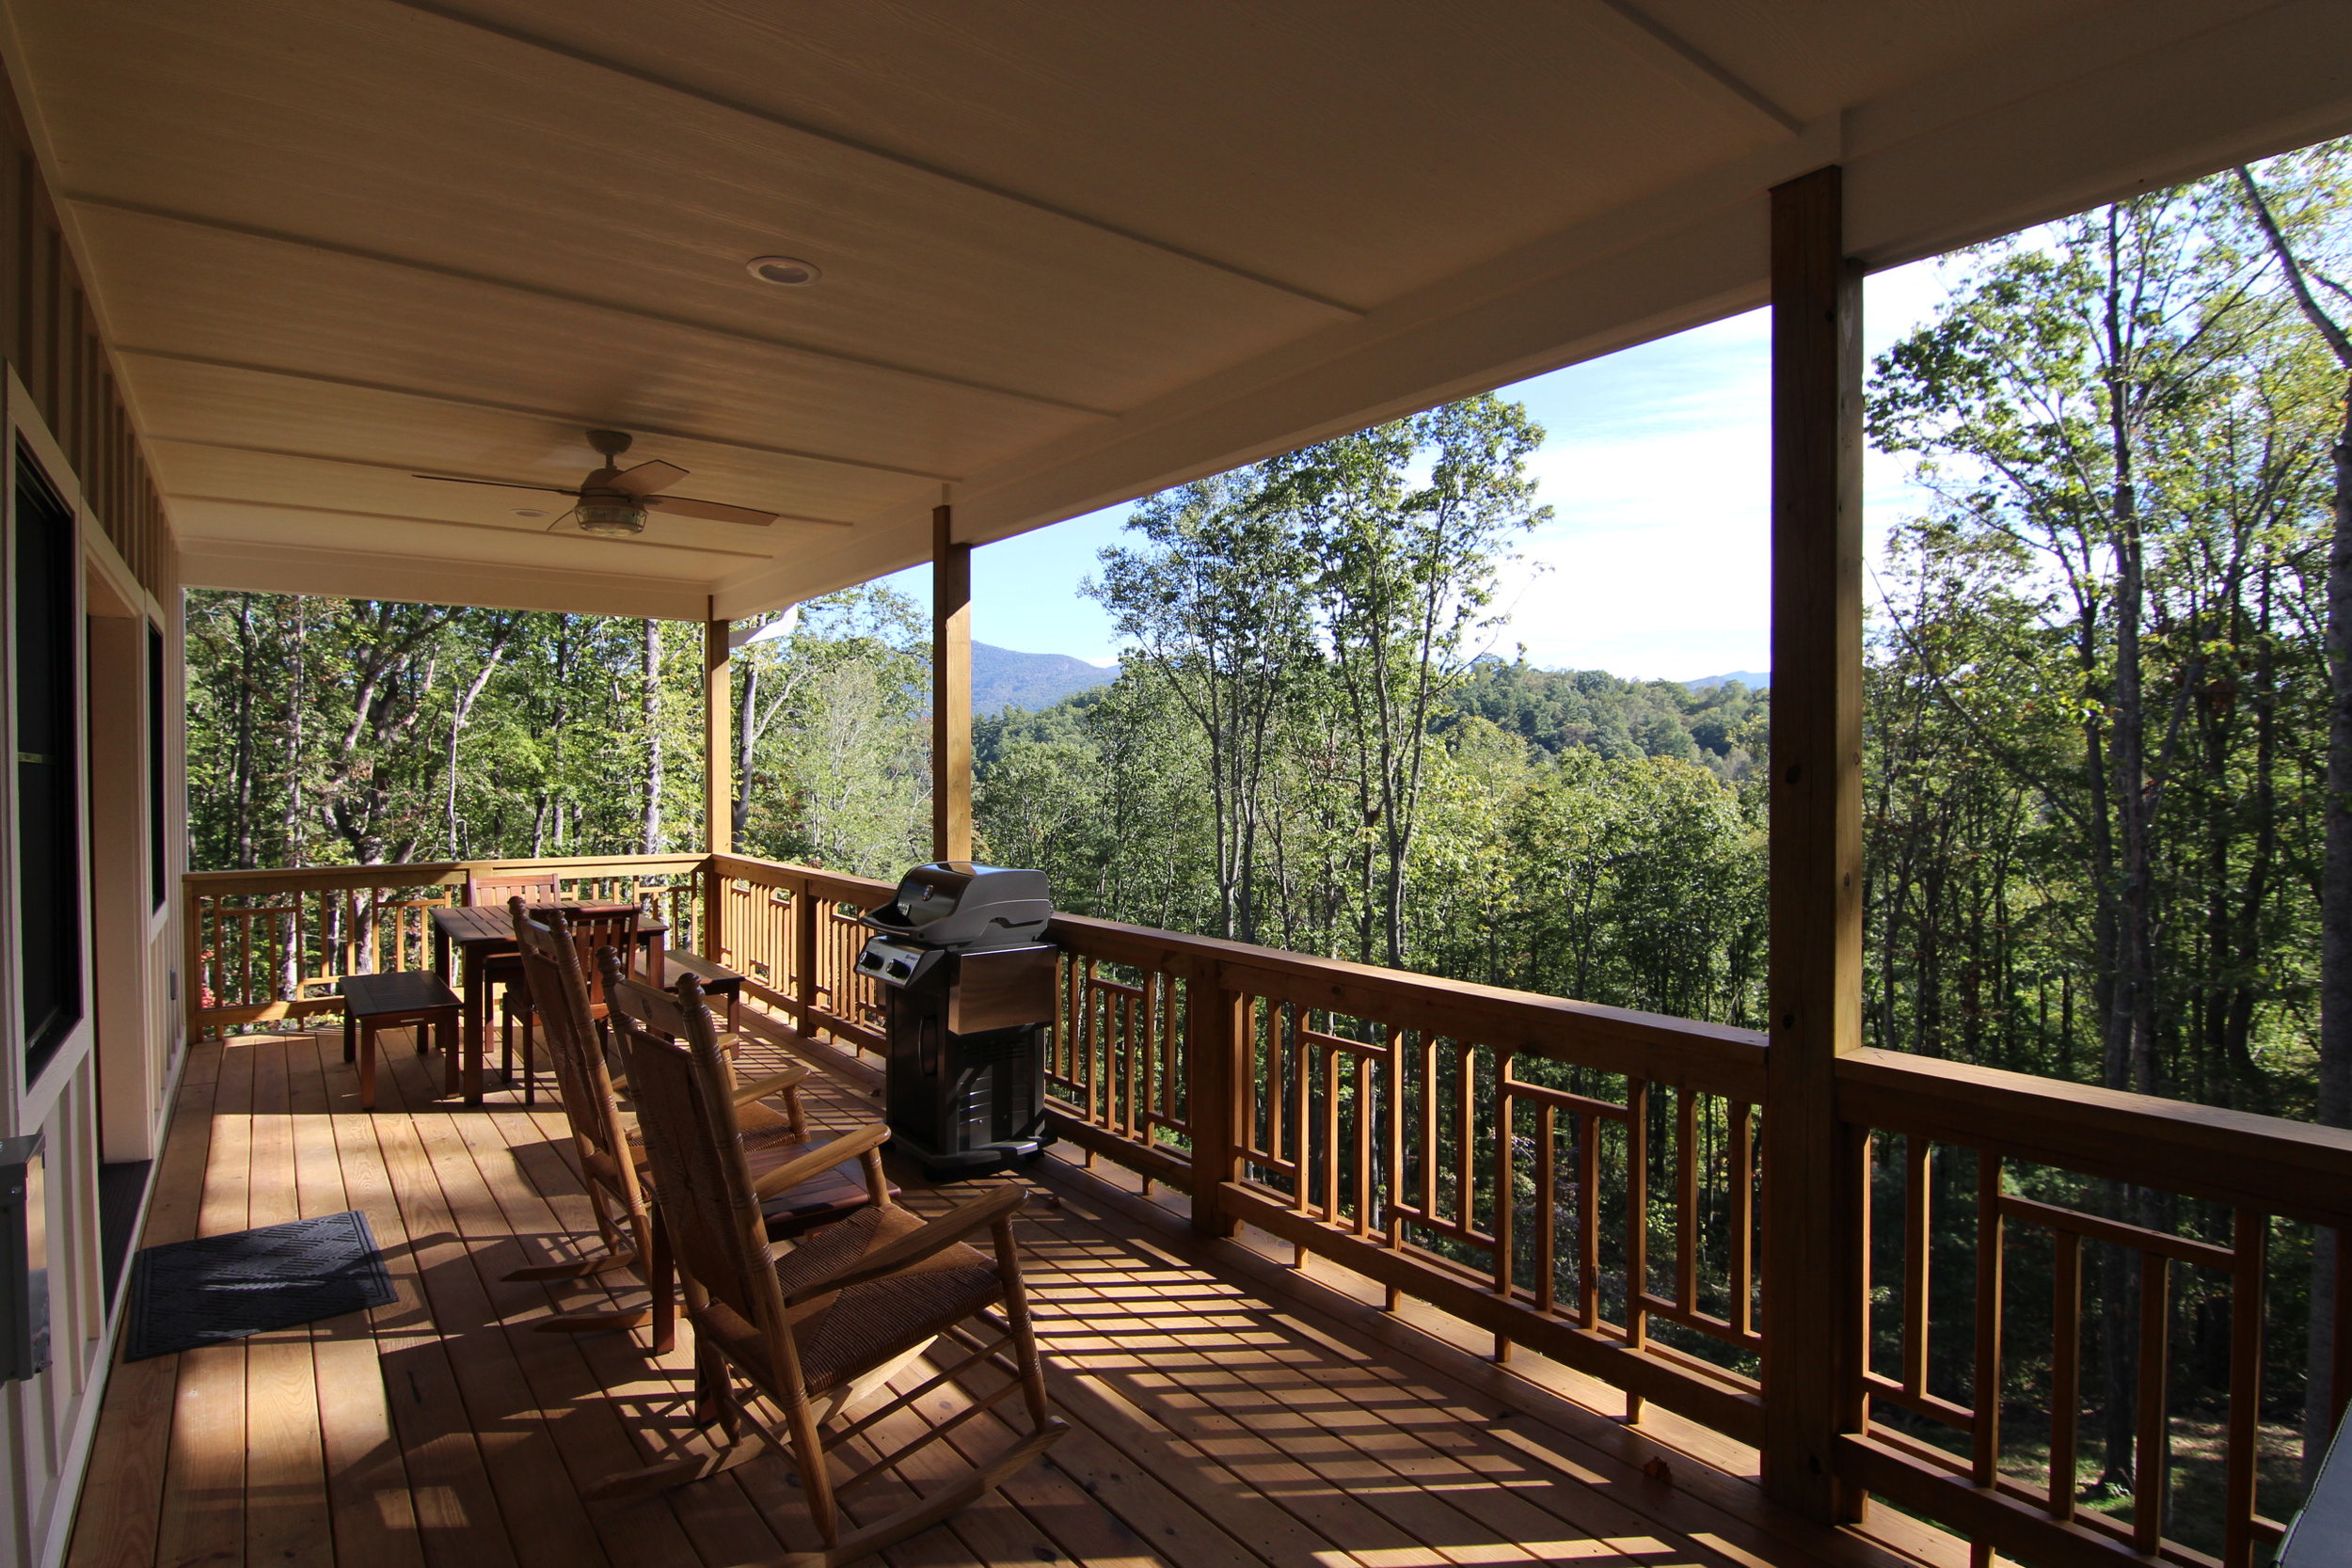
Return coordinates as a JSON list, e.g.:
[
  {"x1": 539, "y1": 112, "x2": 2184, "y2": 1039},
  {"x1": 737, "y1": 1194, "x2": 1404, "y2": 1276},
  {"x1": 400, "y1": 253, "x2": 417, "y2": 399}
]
[{"x1": 183, "y1": 145, "x2": 2352, "y2": 1519}]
